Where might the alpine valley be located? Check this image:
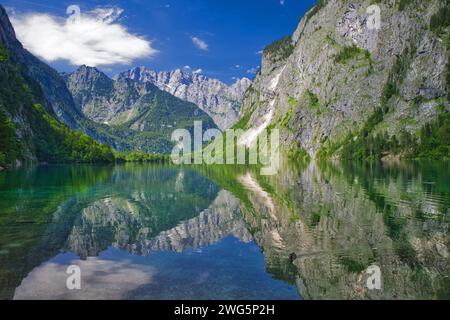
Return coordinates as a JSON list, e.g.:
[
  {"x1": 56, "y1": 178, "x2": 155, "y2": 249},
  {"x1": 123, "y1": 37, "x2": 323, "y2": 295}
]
[
  {"x1": 1, "y1": 1, "x2": 449, "y2": 168},
  {"x1": 0, "y1": 3, "x2": 235, "y2": 166},
  {"x1": 0, "y1": 0, "x2": 449, "y2": 302}
]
